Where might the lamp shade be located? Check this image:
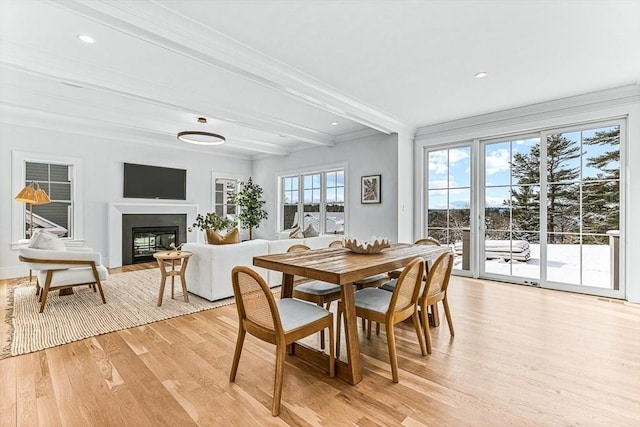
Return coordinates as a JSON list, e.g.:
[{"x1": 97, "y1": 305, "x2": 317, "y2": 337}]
[
  {"x1": 34, "y1": 188, "x2": 51, "y2": 205},
  {"x1": 14, "y1": 184, "x2": 38, "y2": 204}
]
